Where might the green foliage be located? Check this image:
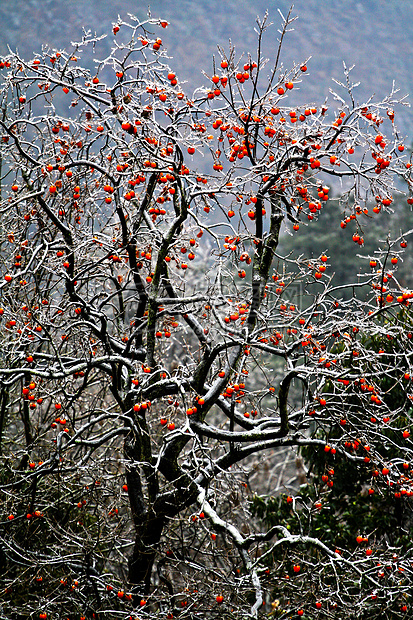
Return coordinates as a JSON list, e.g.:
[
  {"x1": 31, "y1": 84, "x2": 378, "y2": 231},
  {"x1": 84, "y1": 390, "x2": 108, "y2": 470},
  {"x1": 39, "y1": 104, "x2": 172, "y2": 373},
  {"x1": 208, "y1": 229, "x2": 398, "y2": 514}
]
[
  {"x1": 249, "y1": 303, "x2": 413, "y2": 617},
  {"x1": 278, "y1": 195, "x2": 413, "y2": 297}
]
